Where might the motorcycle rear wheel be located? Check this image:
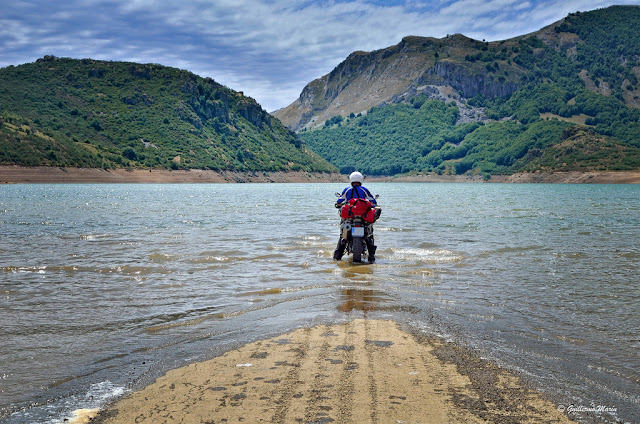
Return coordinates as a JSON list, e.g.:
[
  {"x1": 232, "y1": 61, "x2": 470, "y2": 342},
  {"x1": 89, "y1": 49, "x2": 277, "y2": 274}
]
[{"x1": 352, "y1": 236, "x2": 364, "y2": 262}]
